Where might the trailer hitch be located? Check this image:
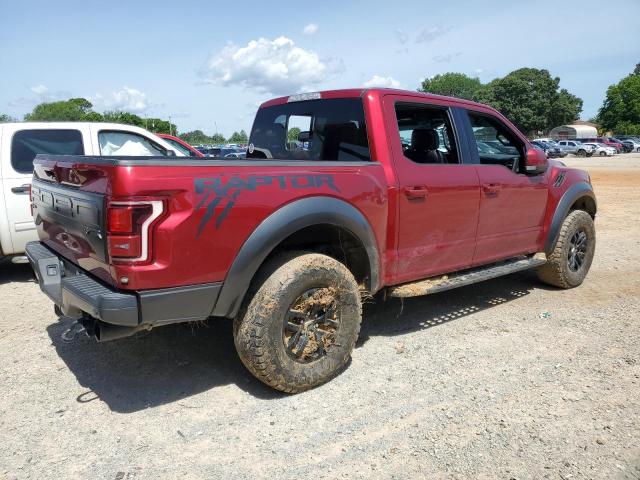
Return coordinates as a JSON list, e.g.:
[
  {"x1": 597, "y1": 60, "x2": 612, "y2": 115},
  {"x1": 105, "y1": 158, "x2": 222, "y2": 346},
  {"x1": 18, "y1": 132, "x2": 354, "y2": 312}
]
[{"x1": 61, "y1": 320, "x2": 86, "y2": 343}]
